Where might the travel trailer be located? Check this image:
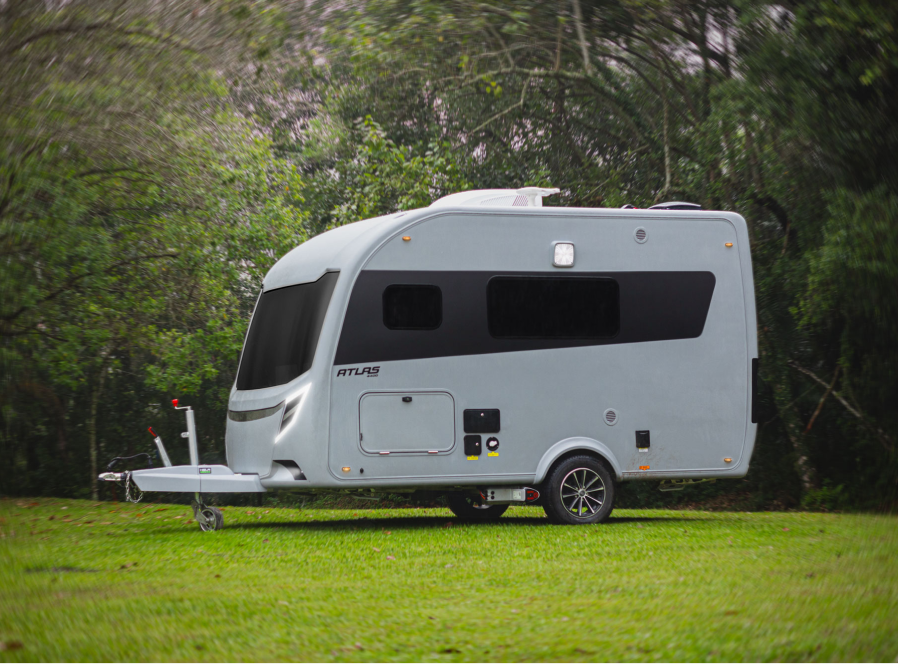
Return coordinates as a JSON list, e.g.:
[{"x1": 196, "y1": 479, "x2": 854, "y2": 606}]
[{"x1": 101, "y1": 188, "x2": 758, "y2": 529}]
